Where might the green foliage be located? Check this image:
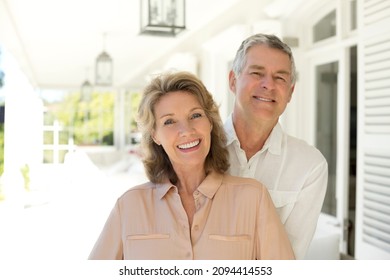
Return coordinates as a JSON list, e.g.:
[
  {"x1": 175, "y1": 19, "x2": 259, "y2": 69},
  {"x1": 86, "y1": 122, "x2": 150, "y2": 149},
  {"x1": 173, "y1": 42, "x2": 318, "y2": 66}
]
[{"x1": 51, "y1": 90, "x2": 115, "y2": 145}]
